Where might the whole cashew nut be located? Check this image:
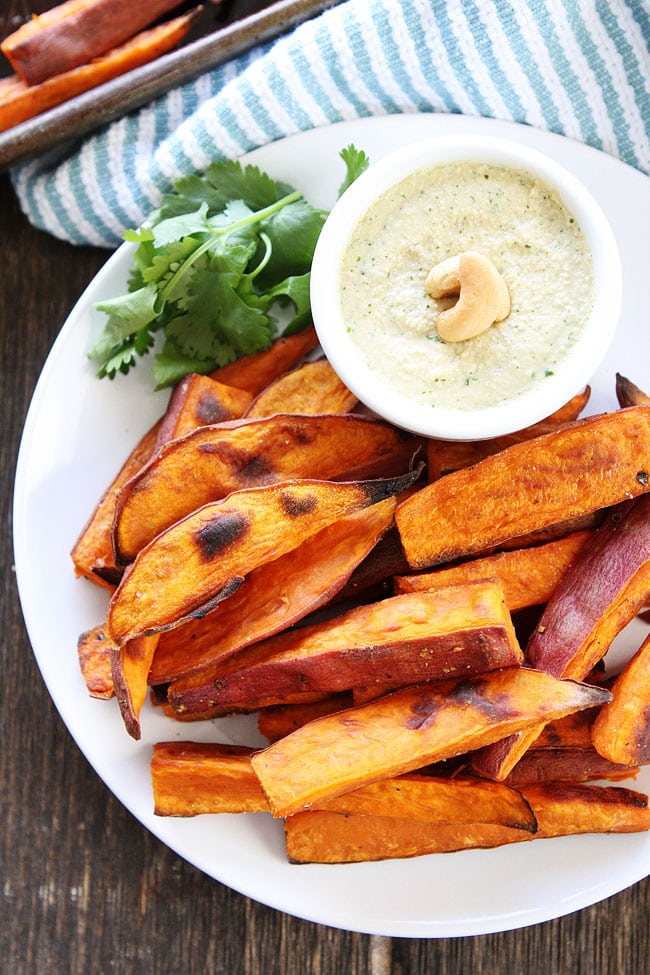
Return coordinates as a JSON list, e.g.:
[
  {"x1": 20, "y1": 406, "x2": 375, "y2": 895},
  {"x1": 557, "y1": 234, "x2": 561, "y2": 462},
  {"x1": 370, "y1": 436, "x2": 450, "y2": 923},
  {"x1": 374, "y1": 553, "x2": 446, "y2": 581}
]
[{"x1": 424, "y1": 251, "x2": 510, "y2": 342}]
